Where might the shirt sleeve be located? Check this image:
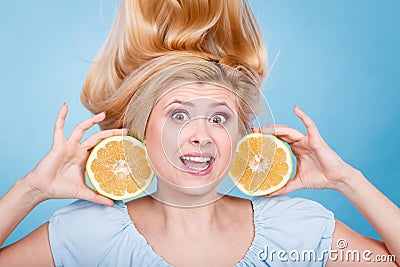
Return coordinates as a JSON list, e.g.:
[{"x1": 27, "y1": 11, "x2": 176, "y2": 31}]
[
  {"x1": 252, "y1": 195, "x2": 335, "y2": 266},
  {"x1": 48, "y1": 200, "x2": 131, "y2": 267}
]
